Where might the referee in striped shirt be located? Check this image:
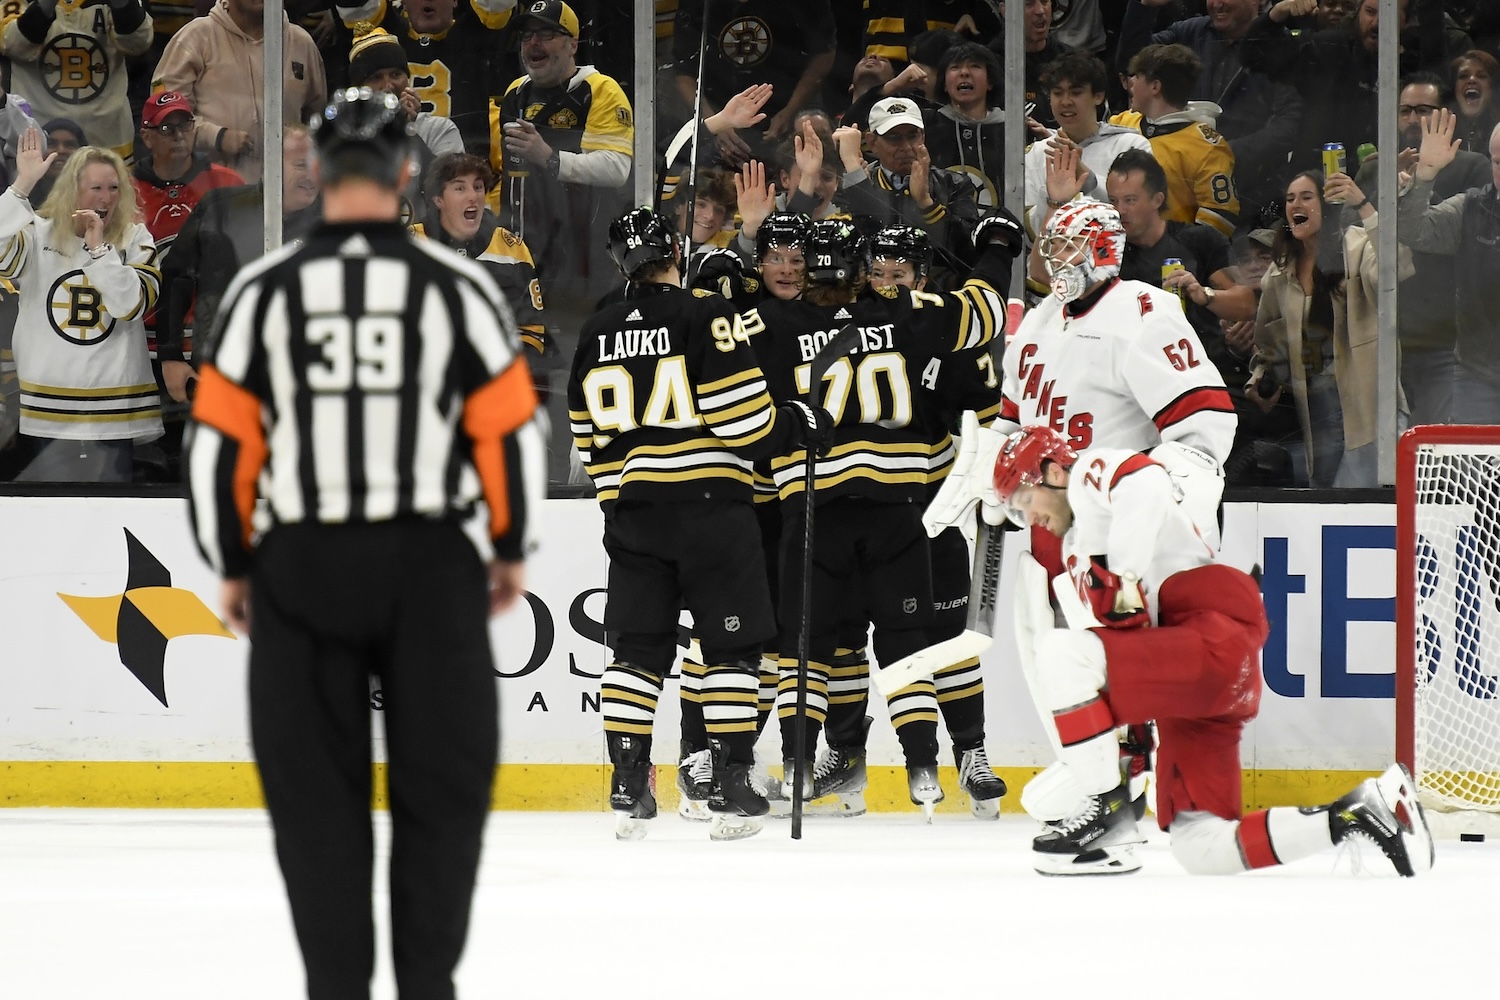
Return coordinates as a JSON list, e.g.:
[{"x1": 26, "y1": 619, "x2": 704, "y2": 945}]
[{"x1": 185, "y1": 88, "x2": 545, "y2": 1000}]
